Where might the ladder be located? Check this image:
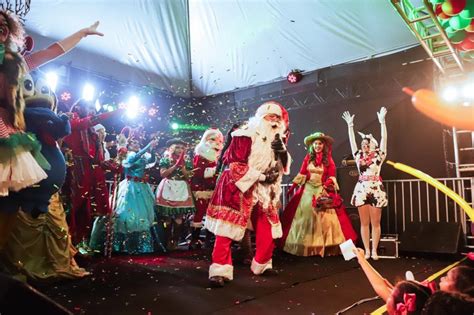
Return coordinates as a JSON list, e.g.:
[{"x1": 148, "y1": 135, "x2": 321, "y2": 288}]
[
  {"x1": 452, "y1": 129, "x2": 474, "y2": 250},
  {"x1": 390, "y1": 0, "x2": 464, "y2": 75}
]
